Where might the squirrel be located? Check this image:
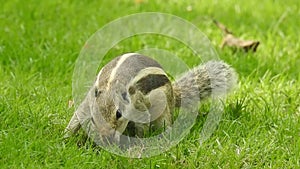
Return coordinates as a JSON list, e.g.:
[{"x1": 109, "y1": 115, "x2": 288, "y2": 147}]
[{"x1": 65, "y1": 53, "x2": 238, "y2": 144}]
